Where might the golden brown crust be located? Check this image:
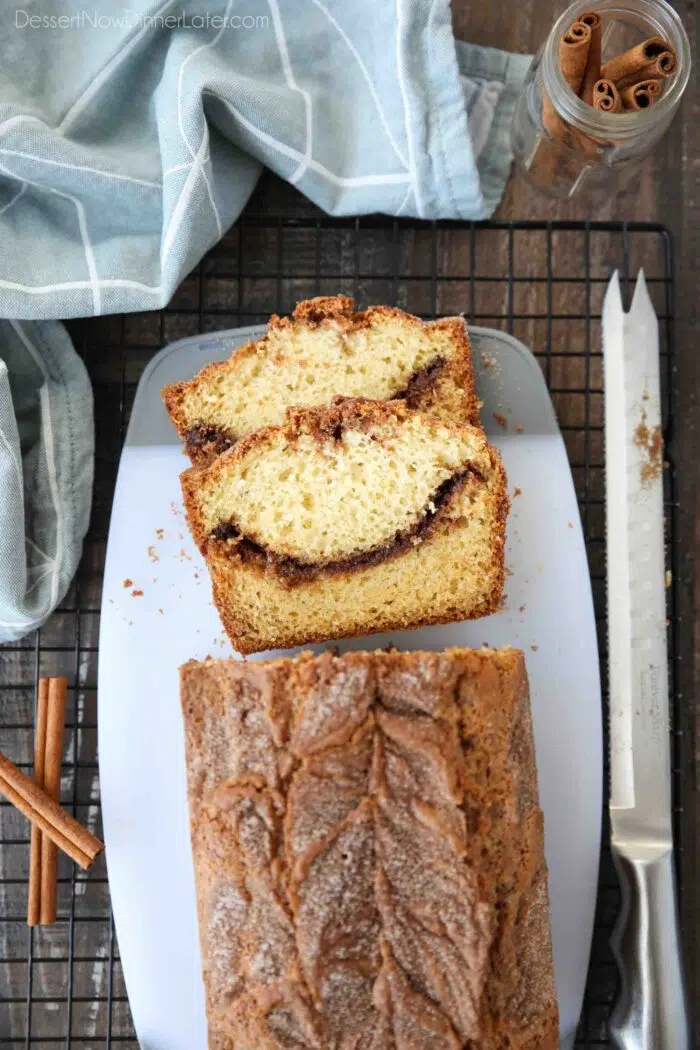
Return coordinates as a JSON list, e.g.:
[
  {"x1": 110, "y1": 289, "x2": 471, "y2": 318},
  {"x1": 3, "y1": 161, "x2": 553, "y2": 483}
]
[
  {"x1": 180, "y1": 465, "x2": 212, "y2": 555},
  {"x1": 180, "y1": 648, "x2": 559, "y2": 1050},
  {"x1": 282, "y1": 293, "x2": 355, "y2": 325},
  {"x1": 162, "y1": 296, "x2": 480, "y2": 466}
]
